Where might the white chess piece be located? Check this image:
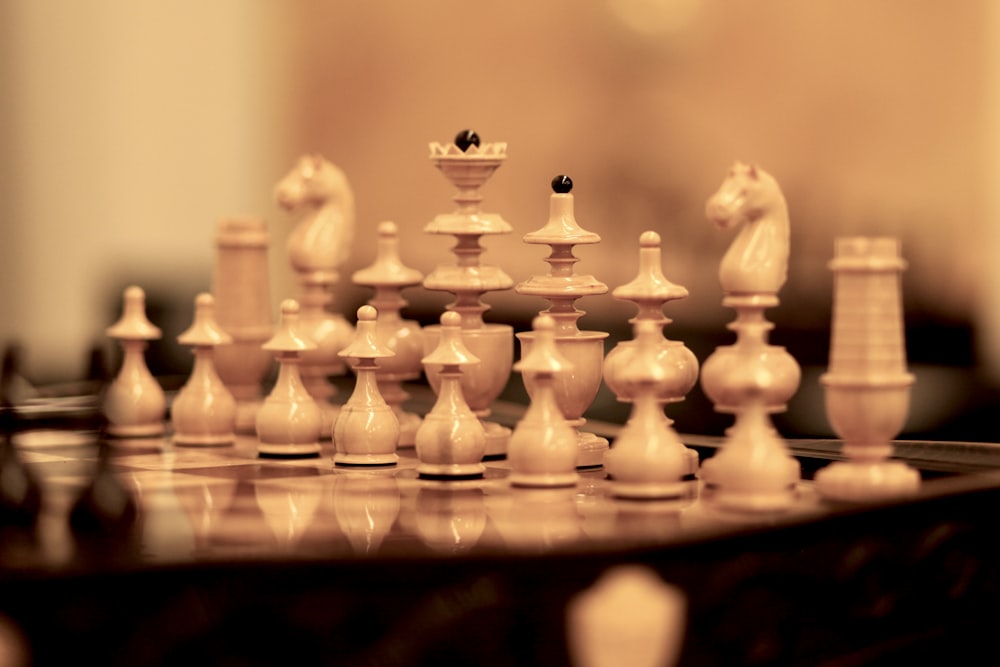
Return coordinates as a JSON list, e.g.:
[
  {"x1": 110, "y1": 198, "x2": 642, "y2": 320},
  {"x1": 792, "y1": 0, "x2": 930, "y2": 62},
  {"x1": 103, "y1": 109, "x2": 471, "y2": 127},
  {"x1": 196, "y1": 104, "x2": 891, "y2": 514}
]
[
  {"x1": 414, "y1": 311, "x2": 486, "y2": 479},
  {"x1": 604, "y1": 320, "x2": 691, "y2": 500},
  {"x1": 508, "y1": 314, "x2": 579, "y2": 488},
  {"x1": 352, "y1": 221, "x2": 425, "y2": 447},
  {"x1": 332, "y1": 305, "x2": 399, "y2": 467},
  {"x1": 172, "y1": 293, "x2": 237, "y2": 445},
  {"x1": 516, "y1": 175, "x2": 609, "y2": 468},
  {"x1": 104, "y1": 285, "x2": 166, "y2": 437},
  {"x1": 816, "y1": 237, "x2": 919, "y2": 501},
  {"x1": 256, "y1": 299, "x2": 322, "y2": 458}
]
